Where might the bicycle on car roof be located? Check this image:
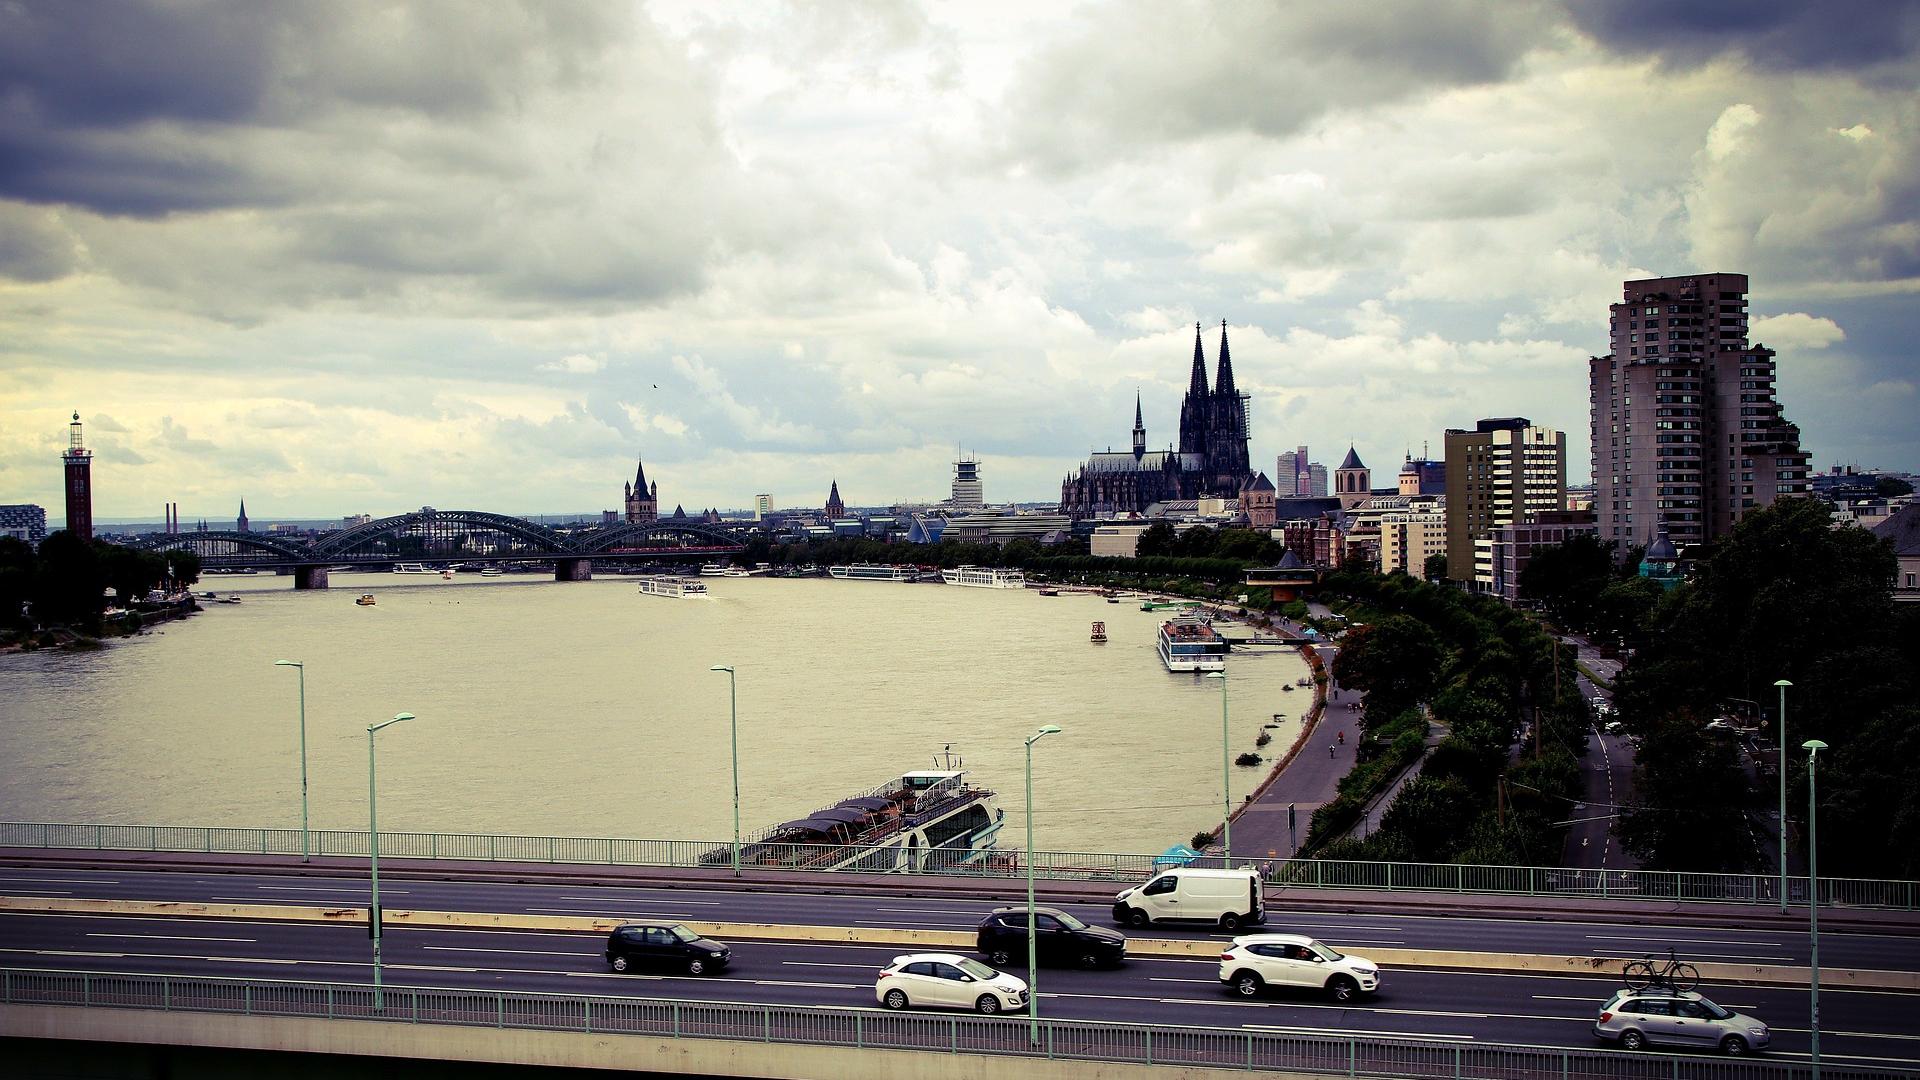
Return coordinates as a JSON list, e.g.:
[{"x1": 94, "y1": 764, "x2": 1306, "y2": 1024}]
[{"x1": 1623, "y1": 947, "x2": 1700, "y2": 992}]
